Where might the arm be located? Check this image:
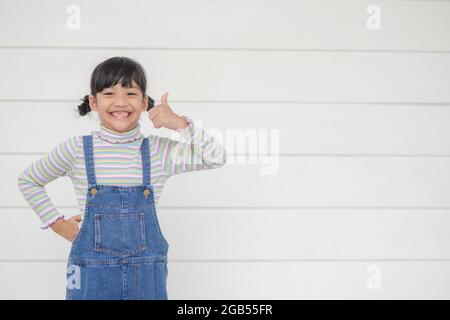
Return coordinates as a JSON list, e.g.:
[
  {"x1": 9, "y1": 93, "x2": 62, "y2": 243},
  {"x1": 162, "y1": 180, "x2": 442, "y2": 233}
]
[
  {"x1": 162, "y1": 116, "x2": 227, "y2": 176},
  {"x1": 17, "y1": 136, "x2": 79, "y2": 229},
  {"x1": 147, "y1": 92, "x2": 227, "y2": 177}
]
